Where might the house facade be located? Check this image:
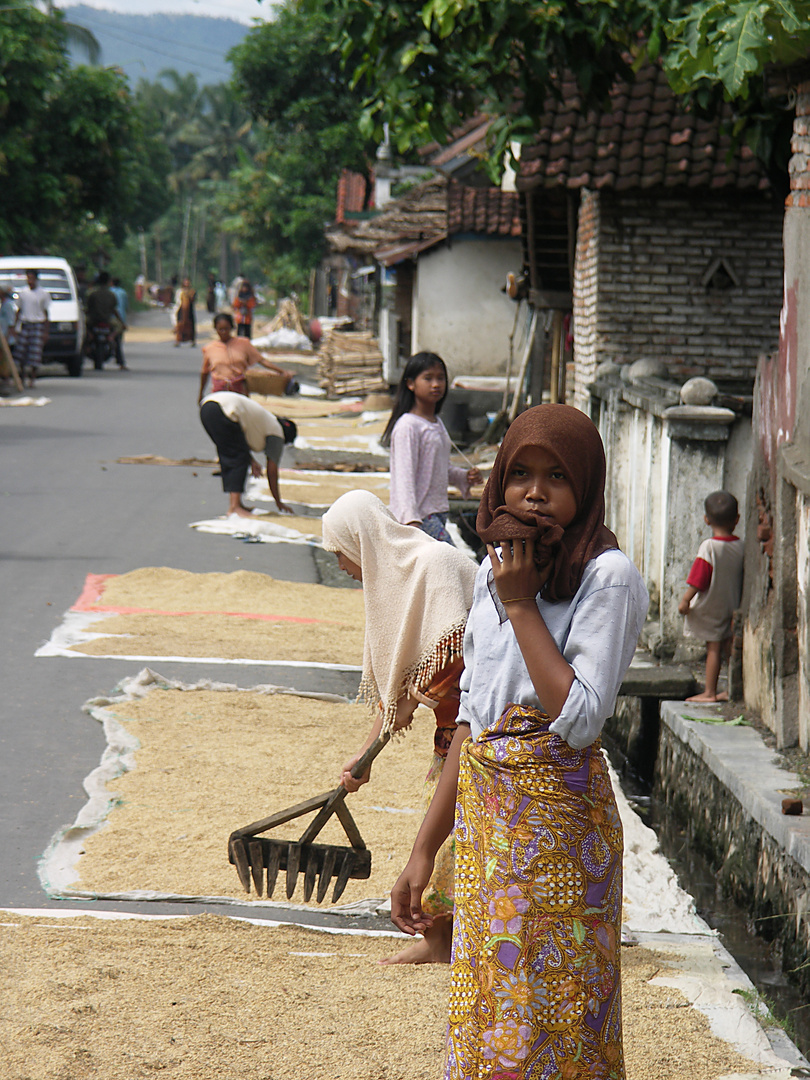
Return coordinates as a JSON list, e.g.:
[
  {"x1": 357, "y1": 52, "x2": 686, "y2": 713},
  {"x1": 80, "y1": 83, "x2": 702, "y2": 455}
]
[
  {"x1": 511, "y1": 64, "x2": 788, "y2": 663},
  {"x1": 325, "y1": 170, "x2": 523, "y2": 381},
  {"x1": 516, "y1": 63, "x2": 785, "y2": 412}
]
